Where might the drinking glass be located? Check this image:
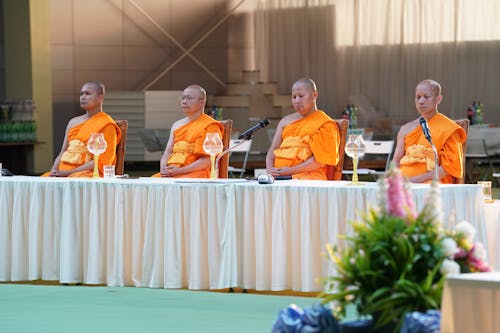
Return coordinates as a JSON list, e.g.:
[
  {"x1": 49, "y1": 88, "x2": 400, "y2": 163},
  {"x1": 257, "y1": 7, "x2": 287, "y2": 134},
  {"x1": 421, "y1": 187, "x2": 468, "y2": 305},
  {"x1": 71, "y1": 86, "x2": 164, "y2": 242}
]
[
  {"x1": 345, "y1": 134, "x2": 366, "y2": 185},
  {"x1": 202, "y1": 132, "x2": 223, "y2": 179},
  {"x1": 103, "y1": 165, "x2": 116, "y2": 178},
  {"x1": 477, "y1": 181, "x2": 493, "y2": 203},
  {"x1": 87, "y1": 132, "x2": 107, "y2": 178}
]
